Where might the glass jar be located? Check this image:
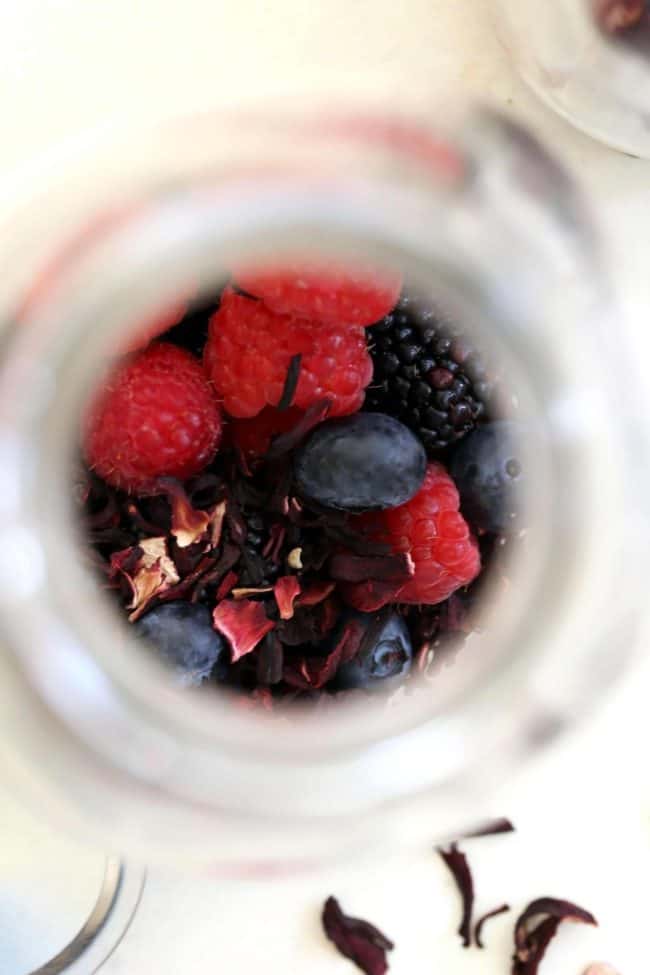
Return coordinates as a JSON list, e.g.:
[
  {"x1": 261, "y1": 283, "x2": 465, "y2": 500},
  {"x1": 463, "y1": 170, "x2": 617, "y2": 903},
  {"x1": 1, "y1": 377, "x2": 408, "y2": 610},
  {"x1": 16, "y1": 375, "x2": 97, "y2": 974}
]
[
  {"x1": 0, "y1": 106, "x2": 647, "y2": 885},
  {"x1": 491, "y1": 0, "x2": 650, "y2": 157}
]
